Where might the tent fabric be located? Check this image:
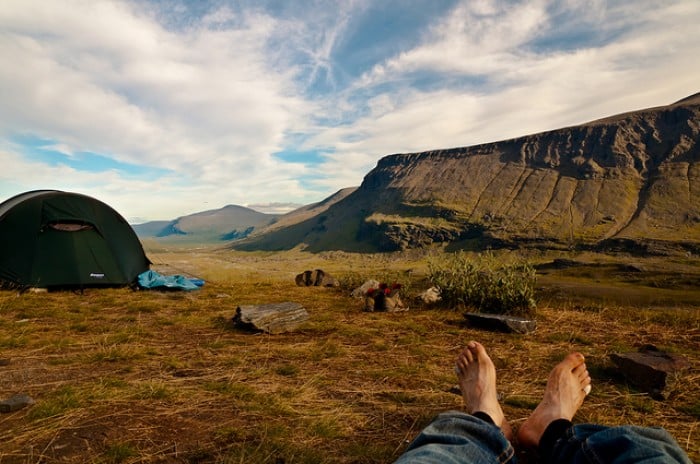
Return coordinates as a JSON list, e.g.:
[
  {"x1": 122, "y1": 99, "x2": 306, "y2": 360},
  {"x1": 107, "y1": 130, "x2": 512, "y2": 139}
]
[
  {"x1": 137, "y1": 270, "x2": 204, "y2": 291},
  {"x1": 0, "y1": 190, "x2": 151, "y2": 288}
]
